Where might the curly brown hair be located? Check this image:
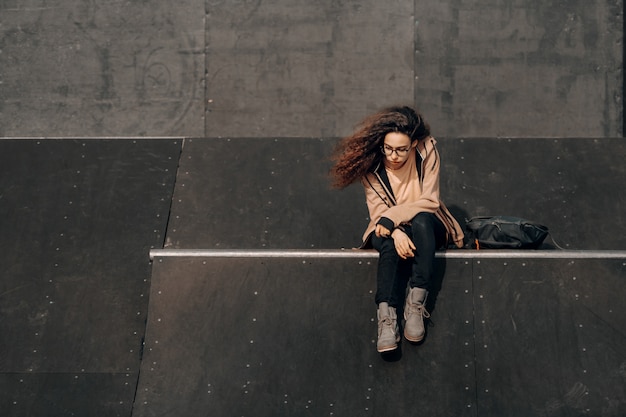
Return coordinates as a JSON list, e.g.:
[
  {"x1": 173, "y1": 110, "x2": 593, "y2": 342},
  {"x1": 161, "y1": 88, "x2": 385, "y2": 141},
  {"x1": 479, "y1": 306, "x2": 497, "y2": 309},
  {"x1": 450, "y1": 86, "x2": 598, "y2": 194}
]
[{"x1": 330, "y1": 106, "x2": 430, "y2": 189}]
